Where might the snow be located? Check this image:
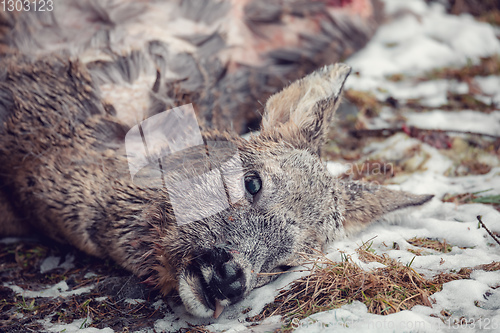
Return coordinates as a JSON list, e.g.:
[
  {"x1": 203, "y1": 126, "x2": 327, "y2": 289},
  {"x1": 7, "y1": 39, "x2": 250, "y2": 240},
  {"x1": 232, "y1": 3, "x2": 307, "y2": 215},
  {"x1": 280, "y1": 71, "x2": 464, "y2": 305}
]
[
  {"x1": 326, "y1": 161, "x2": 350, "y2": 176},
  {"x1": 471, "y1": 270, "x2": 500, "y2": 289},
  {"x1": 280, "y1": 0, "x2": 500, "y2": 331},
  {"x1": 241, "y1": 0, "x2": 500, "y2": 331},
  {"x1": 40, "y1": 254, "x2": 75, "y2": 274},
  {"x1": 4, "y1": 280, "x2": 94, "y2": 298},
  {"x1": 41, "y1": 318, "x2": 114, "y2": 333},
  {"x1": 347, "y1": 1, "x2": 500, "y2": 78},
  {"x1": 406, "y1": 110, "x2": 500, "y2": 137},
  {"x1": 4, "y1": 0, "x2": 500, "y2": 332},
  {"x1": 124, "y1": 298, "x2": 146, "y2": 305},
  {"x1": 293, "y1": 302, "x2": 443, "y2": 333},
  {"x1": 475, "y1": 75, "x2": 500, "y2": 105}
]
